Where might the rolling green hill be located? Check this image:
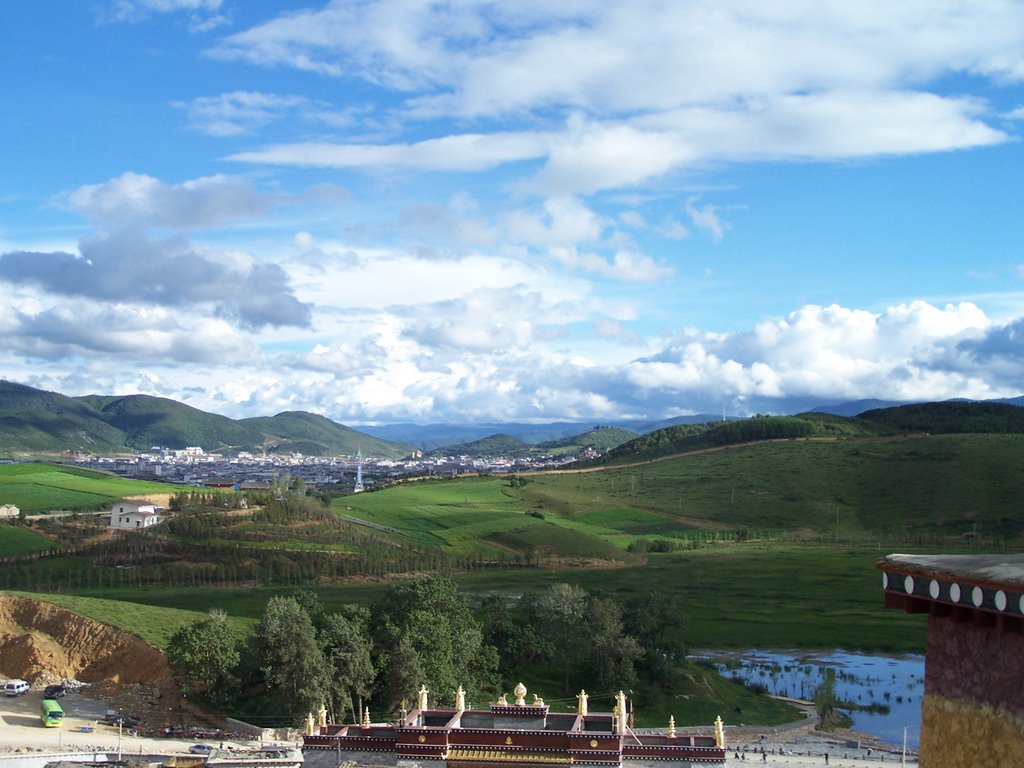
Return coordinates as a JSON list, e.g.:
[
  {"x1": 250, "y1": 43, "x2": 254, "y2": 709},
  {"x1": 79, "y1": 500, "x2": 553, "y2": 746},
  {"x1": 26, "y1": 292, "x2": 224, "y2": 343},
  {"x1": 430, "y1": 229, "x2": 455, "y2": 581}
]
[
  {"x1": 0, "y1": 381, "x2": 130, "y2": 453},
  {"x1": 858, "y1": 400, "x2": 1024, "y2": 433},
  {"x1": 582, "y1": 413, "x2": 882, "y2": 466},
  {"x1": 0, "y1": 463, "x2": 175, "y2": 512},
  {"x1": 0, "y1": 380, "x2": 408, "y2": 457},
  {"x1": 518, "y1": 433, "x2": 1024, "y2": 543},
  {"x1": 535, "y1": 425, "x2": 637, "y2": 454},
  {"x1": 239, "y1": 410, "x2": 406, "y2": 457},
  {"x1": 579, "y1": 403, "x2": 1024, "y2": 468},
  {"x1": 434, "y1": 426, "x2": 638, "y2": 458},
  {"x1": 431, "y1": 433, "x2": 531, "y2": 457}
]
